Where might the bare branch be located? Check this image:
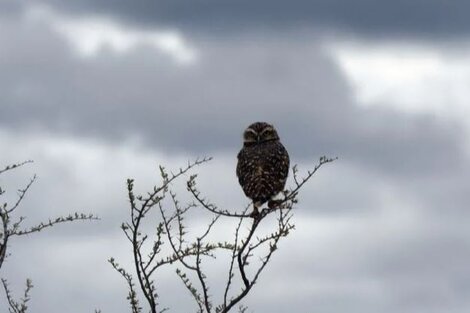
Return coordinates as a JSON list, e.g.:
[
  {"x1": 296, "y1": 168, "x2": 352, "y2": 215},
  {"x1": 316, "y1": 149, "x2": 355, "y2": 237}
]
[
  {"x1": 113, "y1": 156, "x2": 335, "y2": 313},
  {"x1": 187, "y1": 176, "x2": 252, "y2": 218},
  {"x1": 176, "y1": 268, "x2": 205, "y2": 312},
  {"x1": 0, "y1": 161, "x2": 33, "y2": 175},
  {"x1": 109, "y1": 258, "x2": 142, "y2": 313},
  {"x1": 141, "y1": 157, "x2": 212, "y2": 213},
  {"x1": 1, "y1": 278, "x2": 33, "y2": 313},
  {"x1": 6, "y1": 175, "x2": 36, "y2": 215},
  {"x1": 222, "y1": 207, "x2": 248, "y2": 311},
  {"x1": 286, "y1": 156, "x2": 337, "y2": 202},
  {"x1": 112, "y1": 158, "x2": 213, "y2": 313},
  {"x1": 11, "y1": 213, "x2": 99, "y2": 236},
  {"x1": 196, "y1": 239, "x2": 211, "y2": 313},
  {"x1": 0, "y1": 160, "x2": 99, "y2": 313}
]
